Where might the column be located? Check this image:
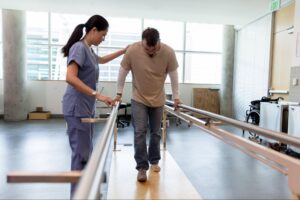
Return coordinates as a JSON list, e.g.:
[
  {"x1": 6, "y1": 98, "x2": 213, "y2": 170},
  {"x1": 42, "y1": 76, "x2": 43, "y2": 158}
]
[
  {"x1": 3, "y1": 9, "x2": 27, "y2": 121},
  {"x1": 220, "y1": 25, "x2": 235, "y2": 117}
]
